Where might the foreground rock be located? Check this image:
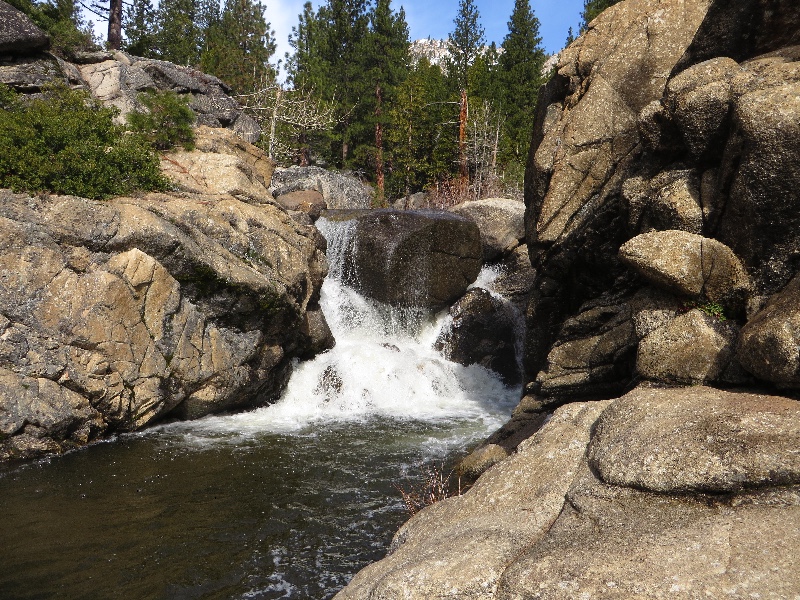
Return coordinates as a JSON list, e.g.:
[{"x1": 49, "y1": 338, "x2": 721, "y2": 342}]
[
  {"x1": 337, "y1": 386, "x2": 800, "y2": 599},
  {"x1": 328, "y1": 209, "x2": 482, "y2": 310},
  {"x1": 0, "y1": 190, "x2": 329, "y2": 460}
]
